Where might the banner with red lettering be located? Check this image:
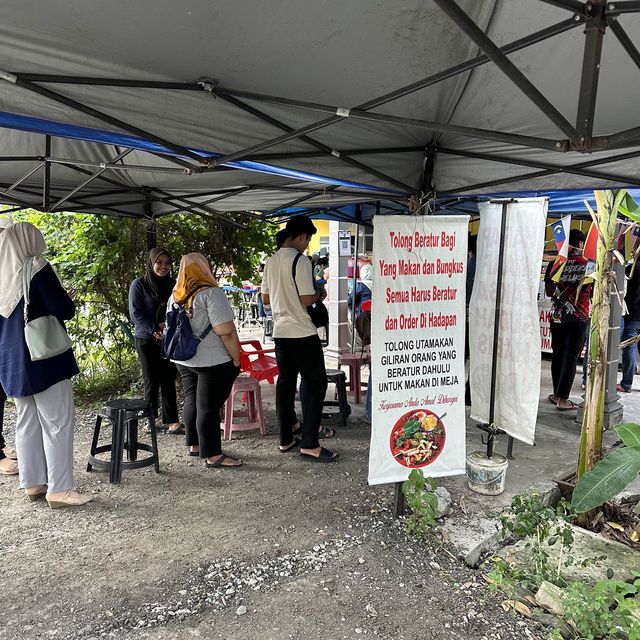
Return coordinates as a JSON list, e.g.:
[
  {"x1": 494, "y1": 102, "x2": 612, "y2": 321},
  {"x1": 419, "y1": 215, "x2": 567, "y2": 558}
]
[
  {"x1": 469, "y1": 198, "x2": 547, "y2": 446},
  {"x1": 368, "y1": 215, "x2": 469, "y2": 486}
]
